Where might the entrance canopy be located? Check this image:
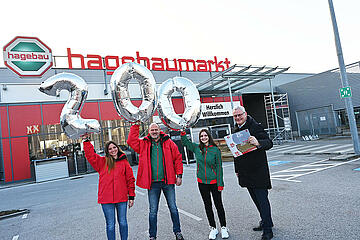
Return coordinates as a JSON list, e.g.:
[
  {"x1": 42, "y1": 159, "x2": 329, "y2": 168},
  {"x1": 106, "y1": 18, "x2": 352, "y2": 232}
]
[{"x1": 197, "y1": 64, "x2": 290, "y2": 95}]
